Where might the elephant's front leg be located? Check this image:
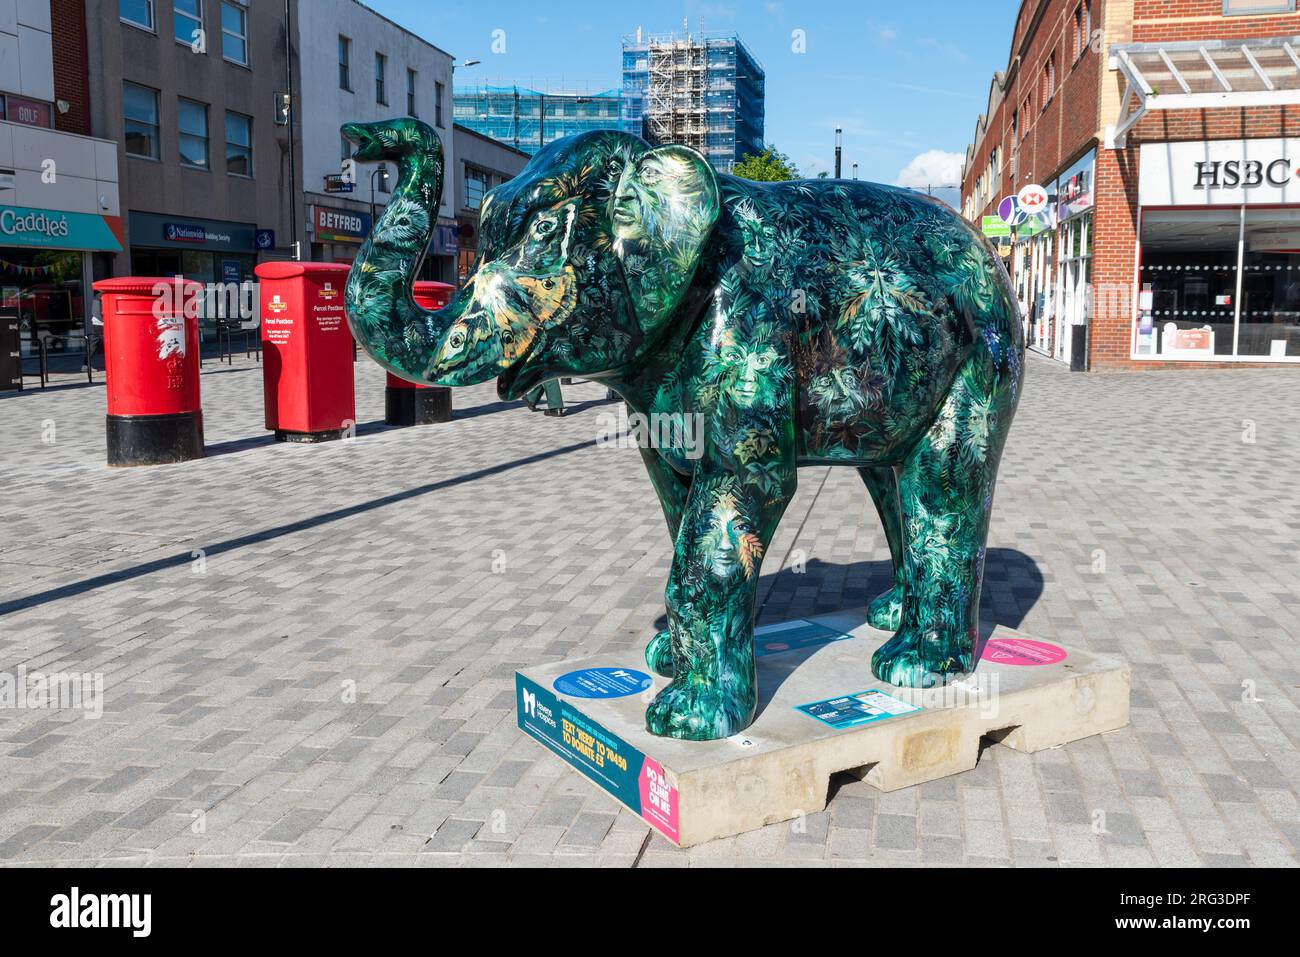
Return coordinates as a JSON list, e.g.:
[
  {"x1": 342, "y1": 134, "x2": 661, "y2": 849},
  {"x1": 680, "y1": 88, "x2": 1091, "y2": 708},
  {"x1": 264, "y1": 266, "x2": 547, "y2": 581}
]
[
  {"x1": 644, "y1": 330, "x2": 801, "y2": 744},
  {"x1": 645, "y1": 467, "x2": 795, "y2": 740}
]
